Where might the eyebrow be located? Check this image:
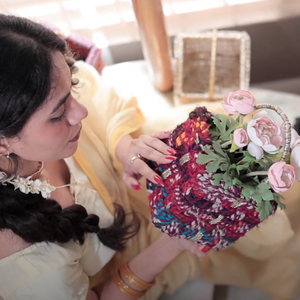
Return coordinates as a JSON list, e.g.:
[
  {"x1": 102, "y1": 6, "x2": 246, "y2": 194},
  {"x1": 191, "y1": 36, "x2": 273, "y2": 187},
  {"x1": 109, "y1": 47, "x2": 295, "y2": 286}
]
[{"x1": 51, "y1": 92, "x2": 71, "y2": 114}]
